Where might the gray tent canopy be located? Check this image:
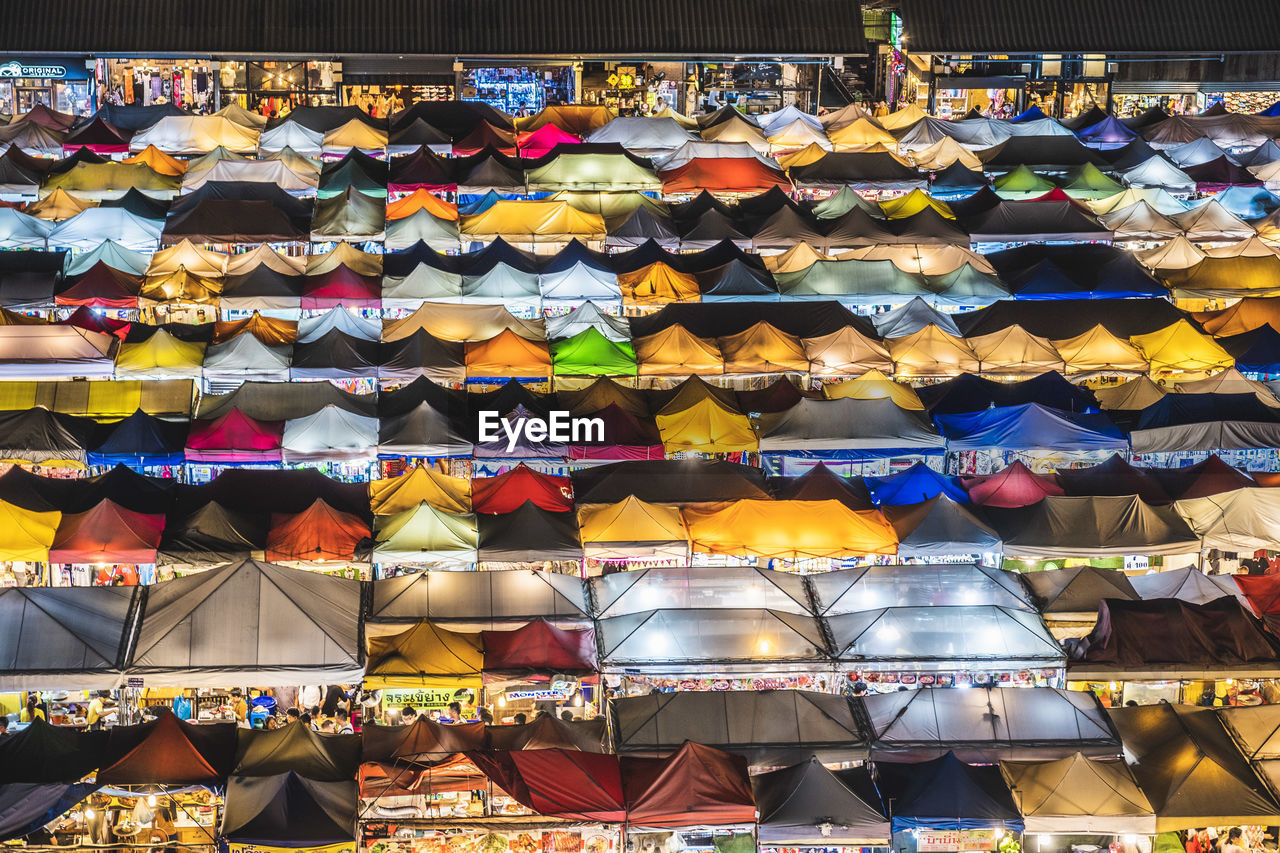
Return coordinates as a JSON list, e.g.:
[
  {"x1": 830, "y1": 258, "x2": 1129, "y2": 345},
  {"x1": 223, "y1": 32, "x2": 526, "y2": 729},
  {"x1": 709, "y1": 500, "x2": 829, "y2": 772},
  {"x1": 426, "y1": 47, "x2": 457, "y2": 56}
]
[
  {"x1": 810, "y1": 563, "x2": 1030, "y2": 615},
  {"x1": 0, "y1": 586, "x2": 135, "y2": 689},
  {"x1": 127, "y1": 558, "x2": 364, "y2": 686},
  {"x1": 369, "y1": 568, "x2": 589, "y2": 624},
  {"x1": 612, "y1": 690, "x2": 866, "y2": 765},
  {"x1": 753, "y1": 756, "x2": 890, "y2": 844},
  {"x1": 591, "y1": 565, "x2": 811, "y2": 619},
  {"x1": 884, "y1": 496, "x2": 1003, "y2": 557},
  {"x1": 999, "y1": 752, "x2": 1156, "y2": 834},
  {"x1": 861, "y1": 686, "x2": 1119, "y2": 762}
]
